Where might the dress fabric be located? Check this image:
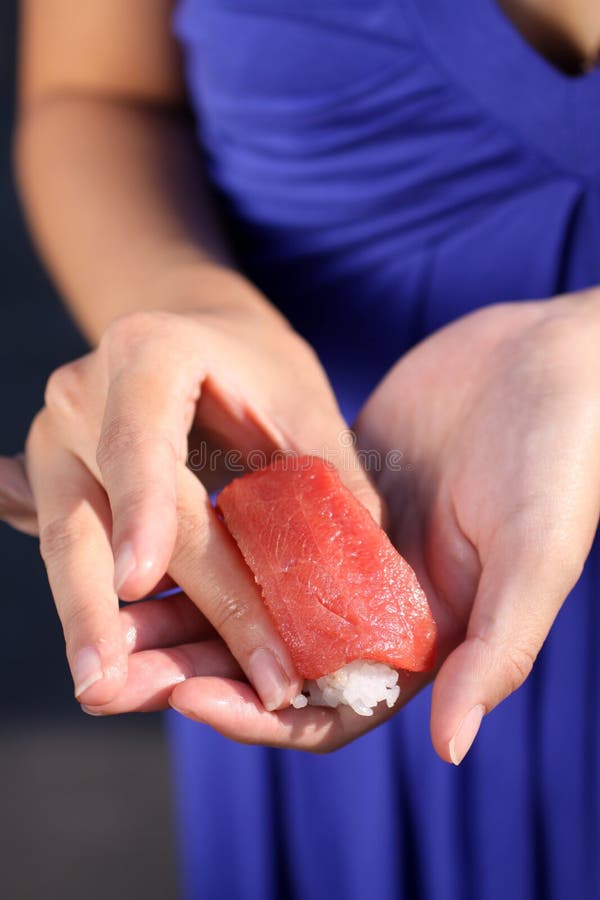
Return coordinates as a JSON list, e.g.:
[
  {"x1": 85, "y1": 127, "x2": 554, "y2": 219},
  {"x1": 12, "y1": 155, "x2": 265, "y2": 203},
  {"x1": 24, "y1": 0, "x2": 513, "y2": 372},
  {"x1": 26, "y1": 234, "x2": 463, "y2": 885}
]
[{"x1": 169, "y1": 0, "x2": 600, "y2": 896}]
